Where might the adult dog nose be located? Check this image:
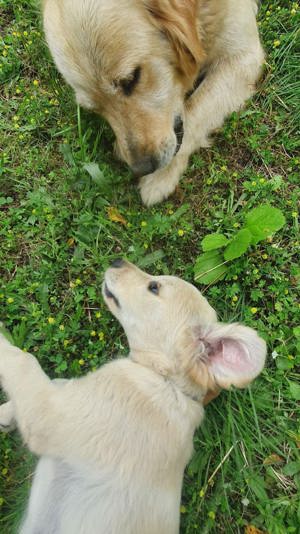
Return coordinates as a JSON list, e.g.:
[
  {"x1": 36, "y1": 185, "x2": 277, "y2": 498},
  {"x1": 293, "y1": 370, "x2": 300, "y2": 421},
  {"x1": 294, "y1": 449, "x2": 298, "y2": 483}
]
[
  {"x1": 110, "y1": 258, "x2": 125, "y2": 269},
  {"x1": 131, "y1": 154, "x2": 160, "y2": 176}
]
